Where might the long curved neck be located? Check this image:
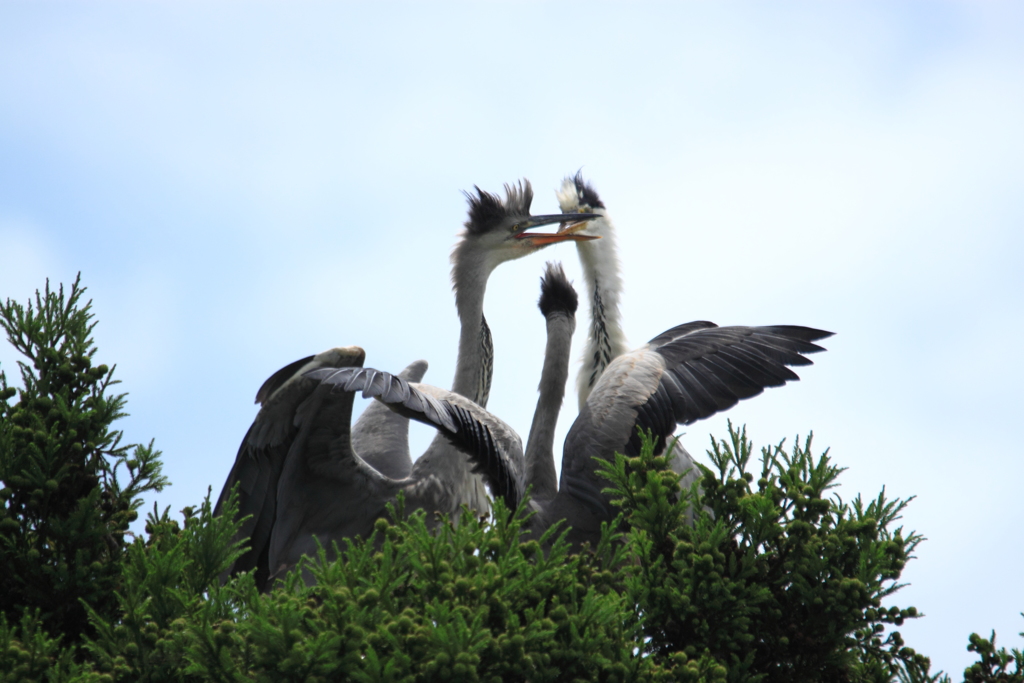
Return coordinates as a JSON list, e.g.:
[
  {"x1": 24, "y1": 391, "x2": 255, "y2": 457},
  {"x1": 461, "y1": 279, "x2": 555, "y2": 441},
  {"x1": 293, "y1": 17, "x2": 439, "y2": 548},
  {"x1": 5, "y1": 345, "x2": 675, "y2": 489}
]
[
  {"x1": 576, "y1": 220, "x2": 628, "y2": 410},
  {"x1": 408, "y1": 242, "x2": 495, "y2": 512},
  {"x1": 525, "y1": 312, "x2": 574, "y2": 502},
  {"x1": 450, "y1": 244, "x2": 495, "y2": 407}
]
